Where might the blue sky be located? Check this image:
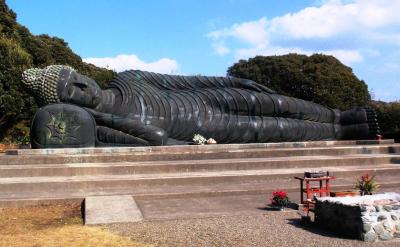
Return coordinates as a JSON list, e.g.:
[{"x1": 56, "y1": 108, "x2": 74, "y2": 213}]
[{"x1": 7, "y1": 0, "x2": 400, "y2": 102}]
